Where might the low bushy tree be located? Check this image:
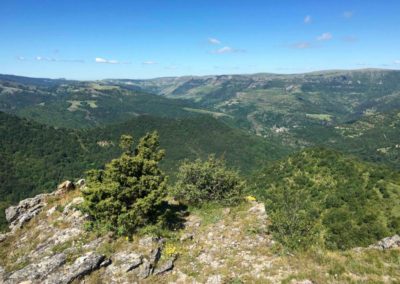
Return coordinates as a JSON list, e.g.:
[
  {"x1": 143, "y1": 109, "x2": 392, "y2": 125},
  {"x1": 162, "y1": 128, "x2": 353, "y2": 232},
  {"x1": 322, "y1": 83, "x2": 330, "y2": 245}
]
[
  {"x1": 81, "y1": 132, "x2": 167, "y2": 235},
  {"x1": 172, "y1": 155, "x2": 245, "y2": 206},
  {"x1": 266, "y1": 176, "x2": 323, "y2": 251}
]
